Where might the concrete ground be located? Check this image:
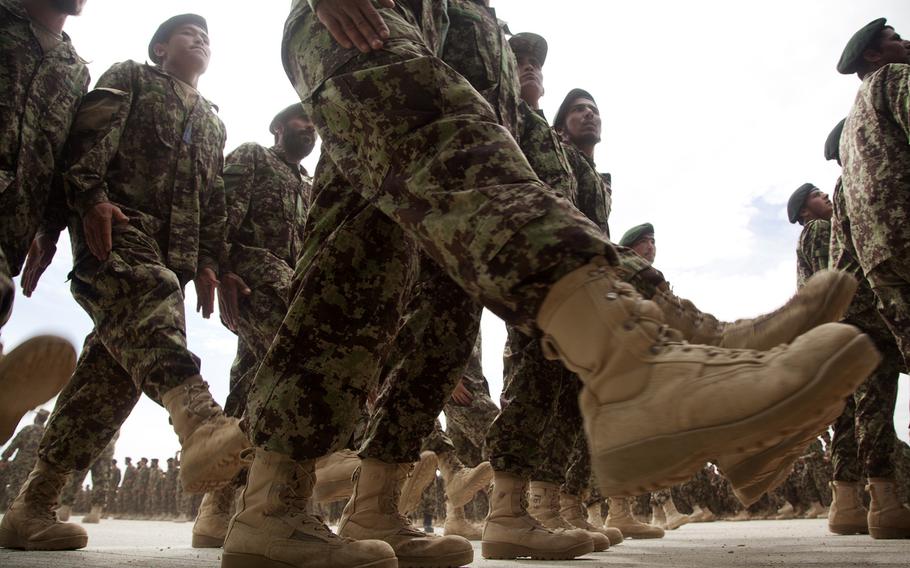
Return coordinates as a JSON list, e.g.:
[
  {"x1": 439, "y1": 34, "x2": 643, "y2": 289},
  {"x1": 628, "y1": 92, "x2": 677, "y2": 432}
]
[{"x1": 0, "y1": 516, "x2": 907, "y2": 567}]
